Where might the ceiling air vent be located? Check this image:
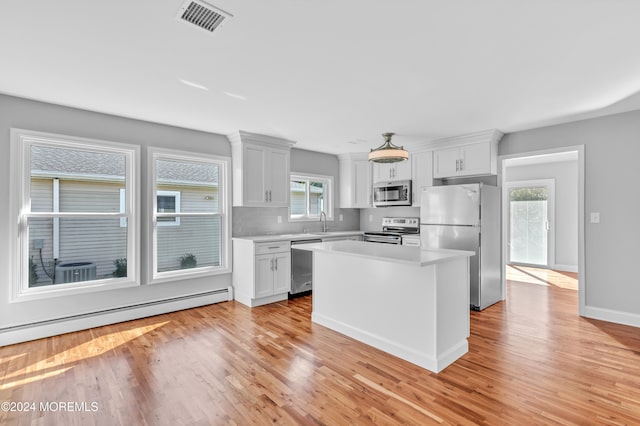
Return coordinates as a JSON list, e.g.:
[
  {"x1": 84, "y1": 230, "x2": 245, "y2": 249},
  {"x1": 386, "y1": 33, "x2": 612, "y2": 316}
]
[{"x1": 177, "y1": 0, "x2": 233, "y2": 34}]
